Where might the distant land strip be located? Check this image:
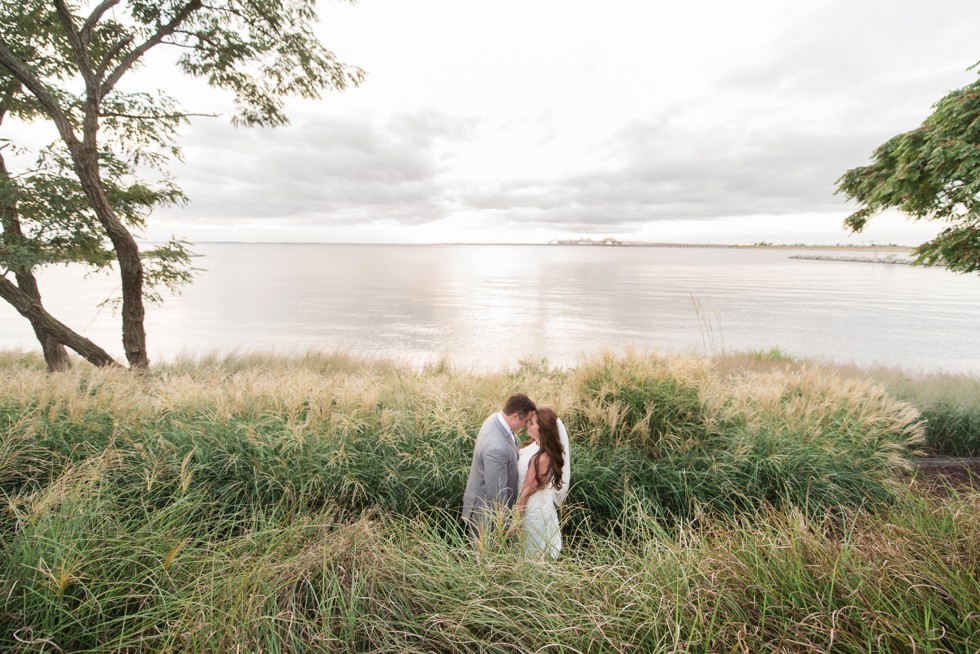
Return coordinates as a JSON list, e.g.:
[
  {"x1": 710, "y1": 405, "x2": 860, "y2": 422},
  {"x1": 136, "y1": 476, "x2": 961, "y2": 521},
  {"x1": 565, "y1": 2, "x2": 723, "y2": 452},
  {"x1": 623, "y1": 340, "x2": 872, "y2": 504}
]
[
  {"x1": 788, "y1": 254, "x2": 914, "y2": 265},
  {"x1": 549, "y1": 238, "x2": 732, "y2": 248},
  {"x1": 547, "y1": 237, "x2": 914, "y2": 252}
]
